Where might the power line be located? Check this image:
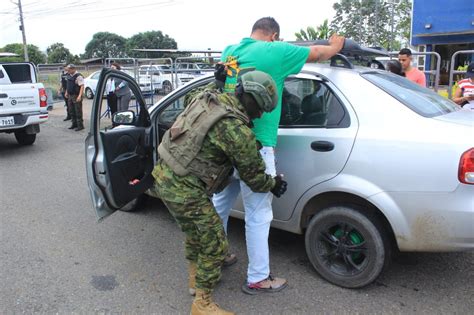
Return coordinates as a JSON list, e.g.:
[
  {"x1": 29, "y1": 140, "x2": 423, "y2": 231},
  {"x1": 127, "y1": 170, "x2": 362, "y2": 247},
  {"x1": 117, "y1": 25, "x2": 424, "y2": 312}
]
[{"x1": 23, "y1": 0, "x2": 176, "y2": 18}]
